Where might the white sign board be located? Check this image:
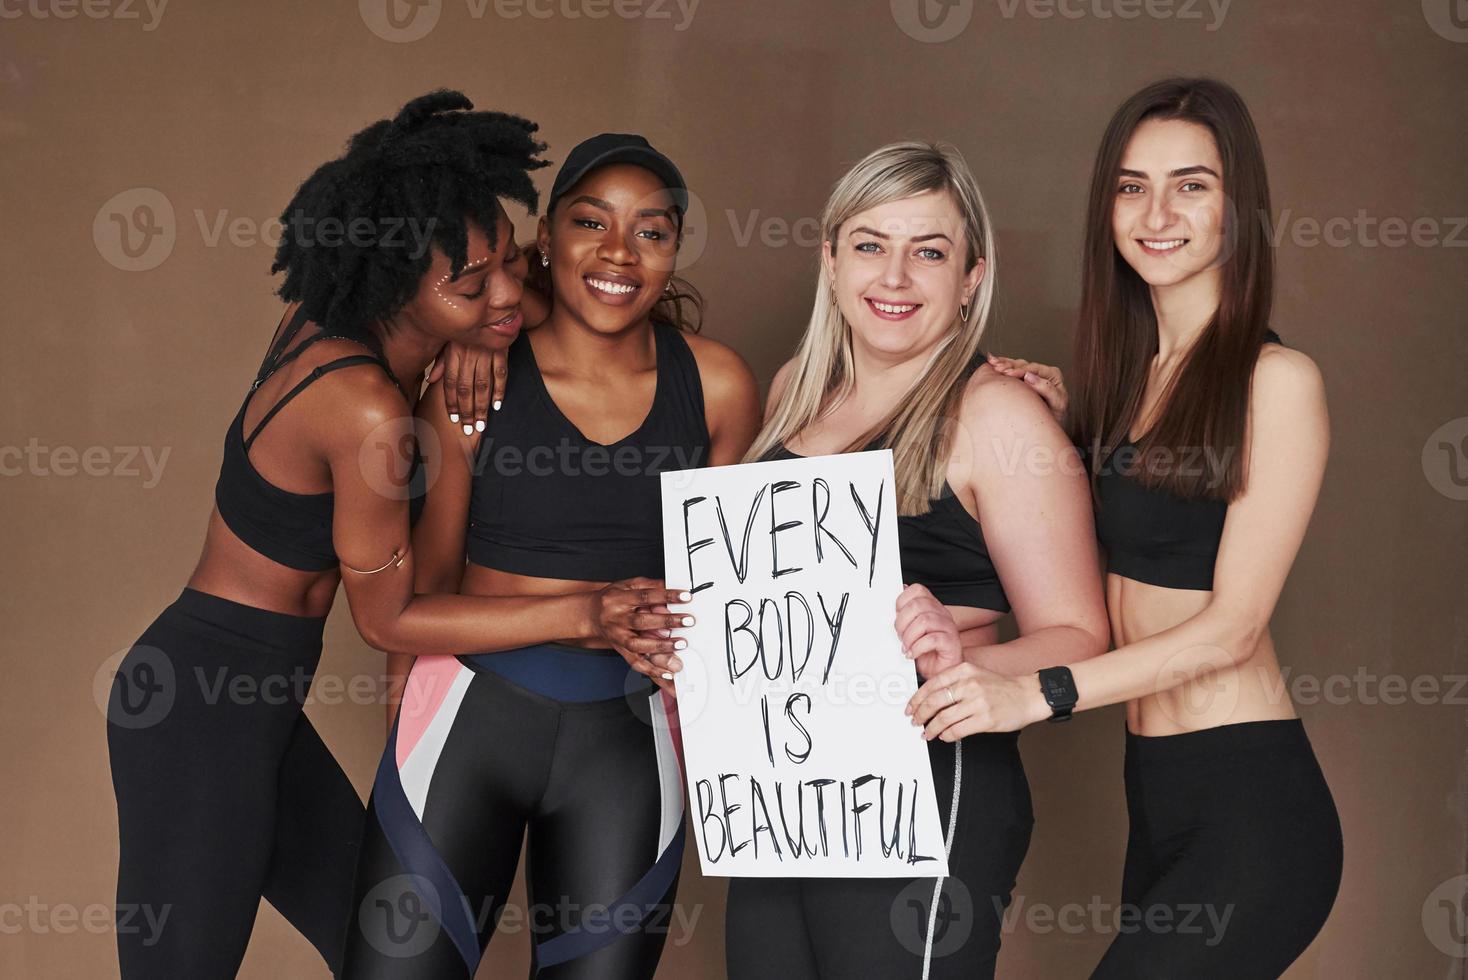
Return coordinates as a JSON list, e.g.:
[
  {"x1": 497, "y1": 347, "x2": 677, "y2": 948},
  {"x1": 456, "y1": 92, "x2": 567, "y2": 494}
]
[{"x1": 660, "y1": 450, "x2": 949, "y2": 877}]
